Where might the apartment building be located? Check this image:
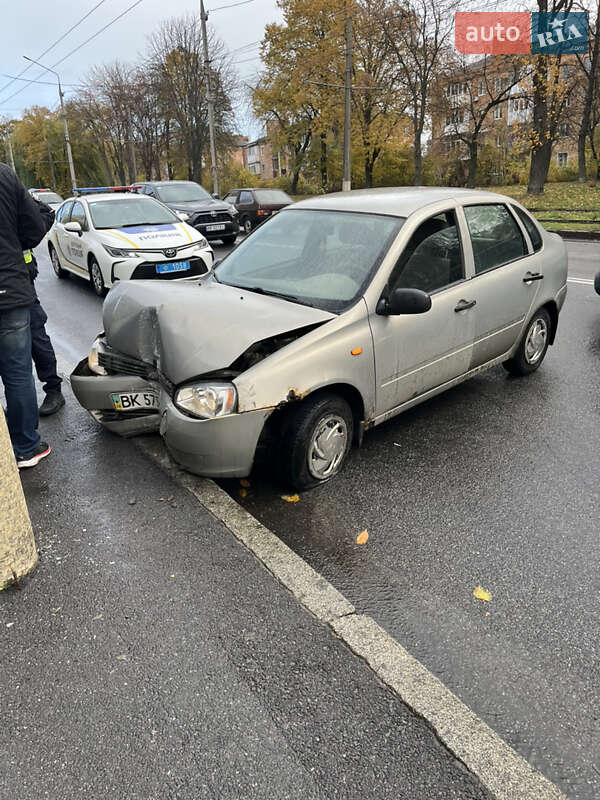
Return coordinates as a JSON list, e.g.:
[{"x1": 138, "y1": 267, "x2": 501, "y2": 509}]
[
  {"x1": 433, "y1": 56, "x2": 582, "y2": 174},
  {"x1": 244, "y1": 134, "x2": 289, "y2": 180}
]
